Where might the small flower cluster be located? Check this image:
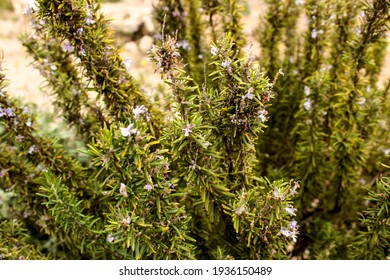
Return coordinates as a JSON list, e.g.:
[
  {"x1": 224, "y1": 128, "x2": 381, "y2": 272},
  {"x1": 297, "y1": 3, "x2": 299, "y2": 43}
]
[
  {"x1": 132, "y1": 105, "x2": 150, "y2": 121},
  {"x1": 85, "y1": 5, "x2": 96, "y2": 26},
  {"x1": 182, "y1": 123, "x2": 193, "y2": 137},
  {"x1": 119, "y1": 183, "x2": 128, "y2": 198},
  {"x1": 62, "y1": 40, "x2": 74, "y2": 53},
  {"x1": 120, "y1": 123, "x2": 139, "y2": 137},
  {"x1": 242, "y1": 87, "x2": 255, "y2": 100},
  {"x1": 280, "y1": 220, "x2": 299, "y2": 242},
  {"x1": 303, "y1": 98, "x2": 312, "y2": 111},
  {"x1": 0, "y1": 106, "x2": 15, "y2": 118}
]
